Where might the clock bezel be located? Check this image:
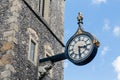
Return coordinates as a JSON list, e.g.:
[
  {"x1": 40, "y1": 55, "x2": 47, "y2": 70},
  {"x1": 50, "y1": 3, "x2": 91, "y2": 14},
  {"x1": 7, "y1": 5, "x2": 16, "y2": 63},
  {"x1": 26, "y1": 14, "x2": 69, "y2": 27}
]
[{"x1": 65, "y1": 31, "x2": 98, "y2": 66}]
